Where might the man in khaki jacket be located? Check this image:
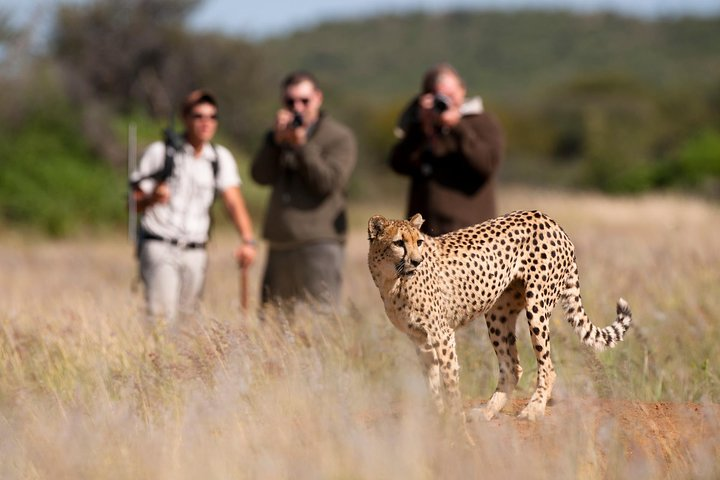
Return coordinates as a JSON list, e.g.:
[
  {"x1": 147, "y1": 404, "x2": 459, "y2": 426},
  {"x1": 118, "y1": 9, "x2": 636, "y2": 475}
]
[{"x1": 251, "y1": 71, "x2": 357, "y2": 311}]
